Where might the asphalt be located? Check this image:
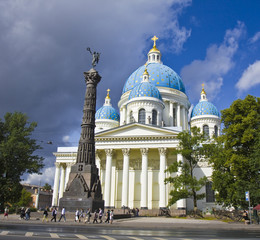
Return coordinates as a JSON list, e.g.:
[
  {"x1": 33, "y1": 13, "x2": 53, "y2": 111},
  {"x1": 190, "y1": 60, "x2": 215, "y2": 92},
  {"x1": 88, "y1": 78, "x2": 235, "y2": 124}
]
[{"x1": 0, "y1": 214, "x2": 260, "y2": 231}]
